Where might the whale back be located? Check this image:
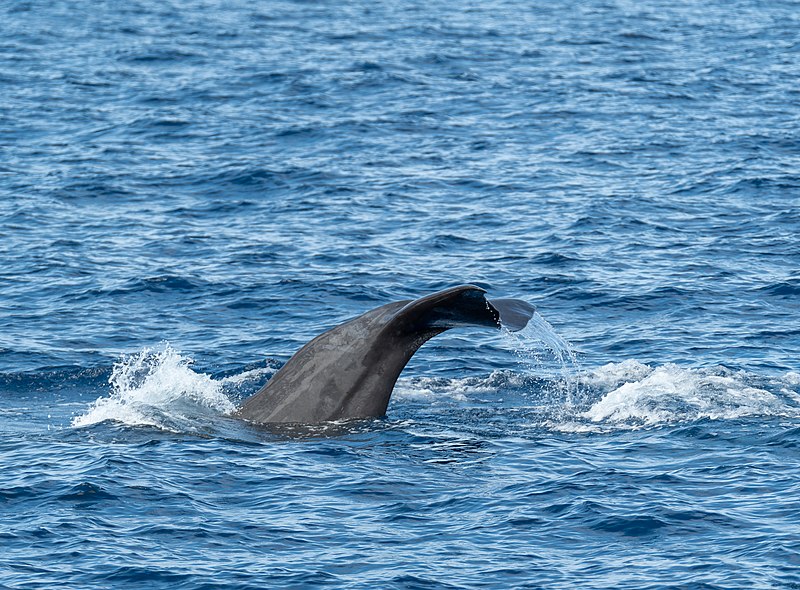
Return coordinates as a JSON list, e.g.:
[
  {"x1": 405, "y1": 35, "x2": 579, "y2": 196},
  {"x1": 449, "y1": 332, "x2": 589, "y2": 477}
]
[{"x1": 235, "y1": 285, "x2": 534, "y2": 424}]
